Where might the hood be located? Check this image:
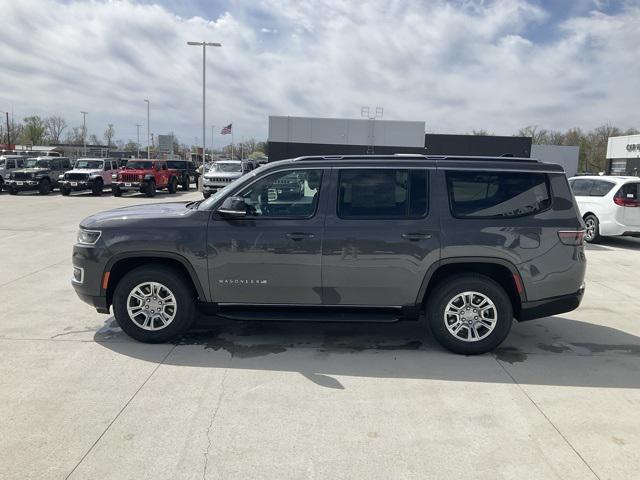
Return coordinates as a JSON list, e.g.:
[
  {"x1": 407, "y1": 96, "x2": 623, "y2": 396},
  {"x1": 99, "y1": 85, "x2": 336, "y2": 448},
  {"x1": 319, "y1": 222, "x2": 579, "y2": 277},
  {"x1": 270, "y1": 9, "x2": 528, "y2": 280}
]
[
  {"x1": 204, "y1": 170, "x2": 242, "y2": 179},
  {"x1": 66, "y1": 168, "x2": 102, "y2": 175},
  {"x1": 80, "y1": 202, "x2": 193, "y2": 229},
  {"x1": 13, "y1": 167, "x2": 50, "y2": 174}
]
